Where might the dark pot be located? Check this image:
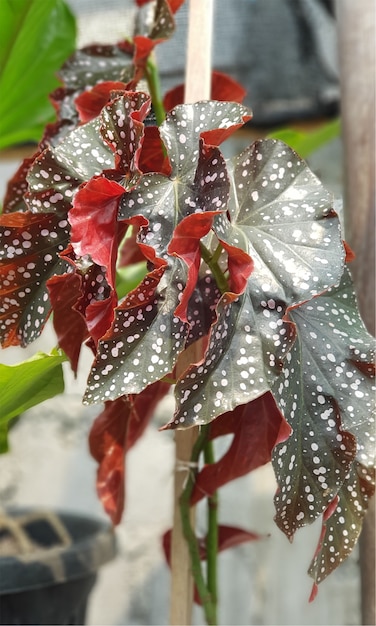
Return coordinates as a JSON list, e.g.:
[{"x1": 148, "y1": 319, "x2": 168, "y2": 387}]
[{"x1": 0, "y1": 509, "x2": 117, "y2": 625}]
